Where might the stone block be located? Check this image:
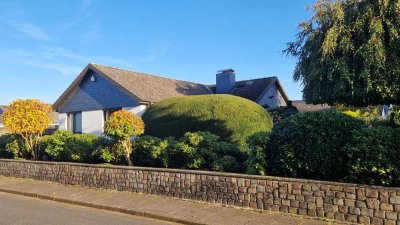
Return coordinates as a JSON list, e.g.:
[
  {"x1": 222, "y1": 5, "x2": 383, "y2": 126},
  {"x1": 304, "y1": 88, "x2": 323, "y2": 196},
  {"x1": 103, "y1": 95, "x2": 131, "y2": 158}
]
[
  {"x1": 335, "y1": 192, "x2": 345, "y2": 199},
  {"x1": 367, "y1": 198, "x2": 381, "y2": 210},
  {"x1": 375, "y1": 210, "x2": 386, "y2": 219},
  {"x1": 279, "y1": 206, "x2": 289, "y2": 213},
  {"x1": 385, "y1": 212, "x2": 398, "y2": 220},
  {"x1": 356, "y1": 200, "x2": 367, "y2": 208},
  {"x1": 308, "y1": 202, "x2": 316, "y2": 210},
  {"x1": 358, "y1": 216, "x2": 371, "y2": 225},
  {"x1": 390, "y1": 197, "x2": 400, "y2": 205},
  {"x1": 384, "y1": 220, "x2": 396, "y2": 225},
  {"x1": 316, "y1": 197, "x2": 323, "y2": 208},
  {"x1": 361, "y1": 208, "x2": 374, "y2": 217},
  {"x1": 289, "y1": 207, "x2": 298, "y2": 214},
  {"x1": 348, "y1": 206, "x2": 361, "y2": 215},
  {"x1": 367, "y1": 189, "x2": 379, "y2": 198},
  {"x1": 334, "y1": 213, "x2": 345, "y2": 221},
  {"x1": 381, "y1": 203, "x2": 394, "y2": 211},
  {"x1": 344, "y1": 214, "x2": 358, "y2": 223},
  {"x1": 371, "y1": 218, "x2": 383, "y2": 225}
]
